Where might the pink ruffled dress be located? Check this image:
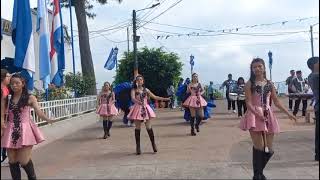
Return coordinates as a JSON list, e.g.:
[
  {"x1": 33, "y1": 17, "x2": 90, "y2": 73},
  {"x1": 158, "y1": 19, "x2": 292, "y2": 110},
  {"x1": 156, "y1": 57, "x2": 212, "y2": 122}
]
[
  {"x1": 239, "y1": 81, "x2": 280, "y2": 133},
  {"x1": 127, "y1": 89, "x2": 156, "y2": 121},
  {"x1": 96, "y1": 92, "x2": 118, "y2": 117},
  {"x1": 183, "y1": 83, "x2": 207, "y2": 108},
  {"x1": 1, "y1": 103, "x2": 45, "y2": 149}
]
